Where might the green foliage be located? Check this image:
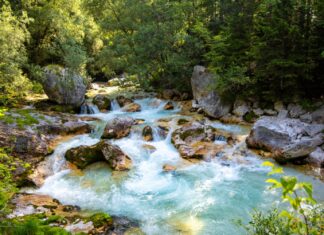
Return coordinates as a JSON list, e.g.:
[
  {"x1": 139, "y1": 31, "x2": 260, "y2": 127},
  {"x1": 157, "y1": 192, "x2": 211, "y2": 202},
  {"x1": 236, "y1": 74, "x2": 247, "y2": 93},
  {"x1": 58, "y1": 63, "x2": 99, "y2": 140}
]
[
  {"x1": 243, "y1": 161, "x2": 324, "y2": 235},
  {"x1": 0, "y1": 1, "x2": 31, "y2": 106},
  {"x1": 0, "y1": 148, "x2": 18, "y2": 216}
]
